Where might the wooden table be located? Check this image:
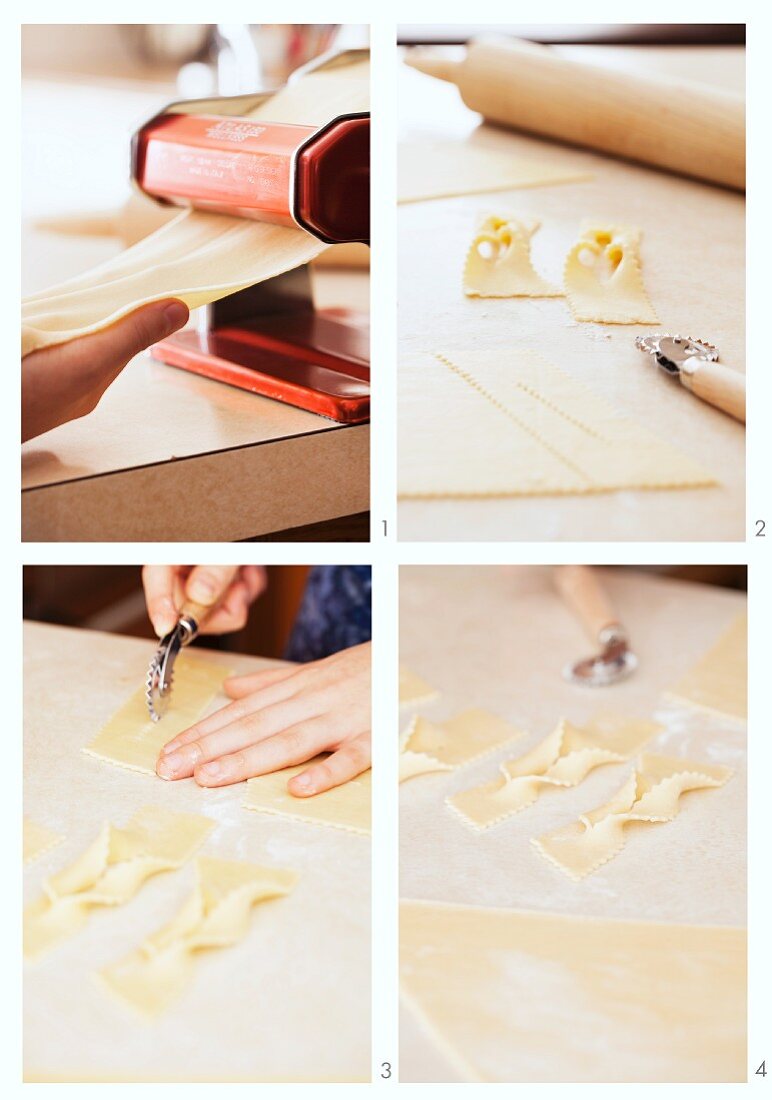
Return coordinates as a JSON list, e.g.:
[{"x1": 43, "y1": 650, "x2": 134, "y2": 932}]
[
  {"x1": 399, "y1": 566, "x2": 746, "y2": 1080},
  {"x1": 21, "y1": 77, "x2": 369, "y2": 541},
  {"x1": 397, "y1": 46, "x2": 745, "y2": 542},
  {"x1": 24, "y1": 622, "x2": 370, "y2": 1082}
]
